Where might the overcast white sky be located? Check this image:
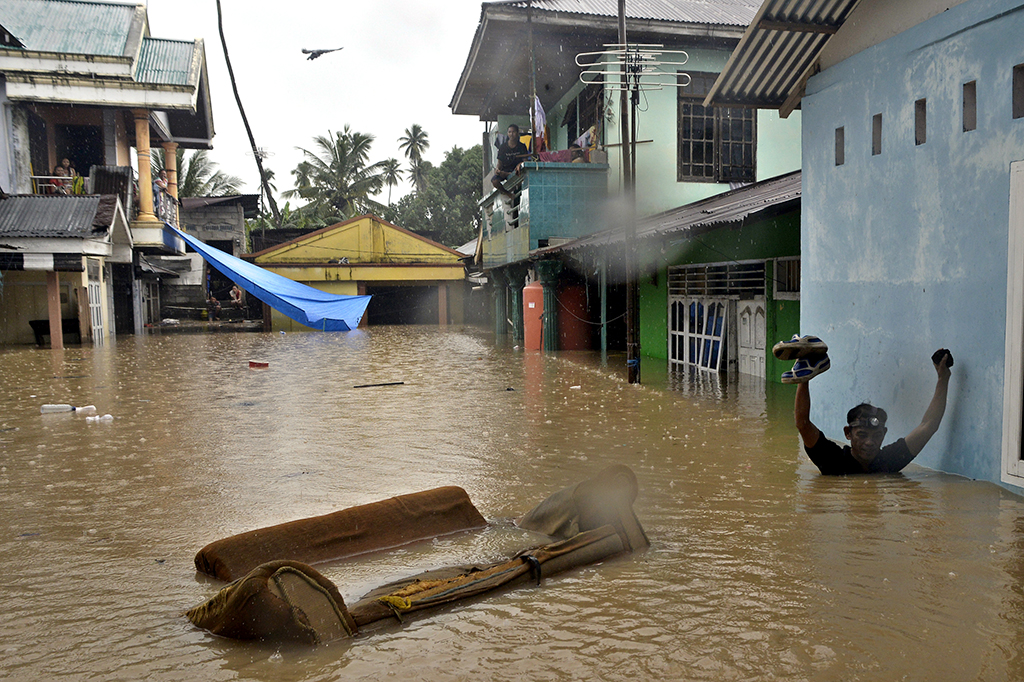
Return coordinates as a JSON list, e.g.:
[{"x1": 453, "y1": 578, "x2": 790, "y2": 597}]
[{"x1": 147, "y1": 0, "x2": 488, "y2": 203}]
